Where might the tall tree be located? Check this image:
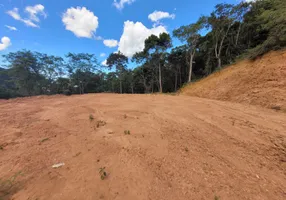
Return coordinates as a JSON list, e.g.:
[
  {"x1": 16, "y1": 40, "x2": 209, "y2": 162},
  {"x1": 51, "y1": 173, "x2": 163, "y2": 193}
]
[
  {"x1": 2, "y1": 50, "x2": 44, "y2": 96},
  {"x1": 203, "y1": 4, "x2": 237, "y2": 68},
  {"x1": 106, "y1": 52, "x2": 128, "y2": 94},
  {"x1": 167, "y1": 46, "x2": 188, "y2": 91},
  {"x1": 66, "y1": 53, "x2": 98, "y2": 94},
  {"x1": 144, "y1": 33, "x2": 172, "y2": 93},
  {"x1": 173, "y1": 21, "x2": 203, "y2": 82}
]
